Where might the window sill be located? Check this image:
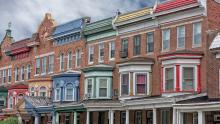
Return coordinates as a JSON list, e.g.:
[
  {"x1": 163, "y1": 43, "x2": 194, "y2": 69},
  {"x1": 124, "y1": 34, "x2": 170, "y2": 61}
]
[
  {"x1": 192, "y1": 44, "x2": 201, "y2": 48},
  {"x1": 161, "y1": 49, "x2": 170, "y2": 53},
  {"x1": 34, "y1": 74, "x2": 40, "y2": 77},
  {"x1": 109, "y1": 58, "x2": 115, "y2": 61}
]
